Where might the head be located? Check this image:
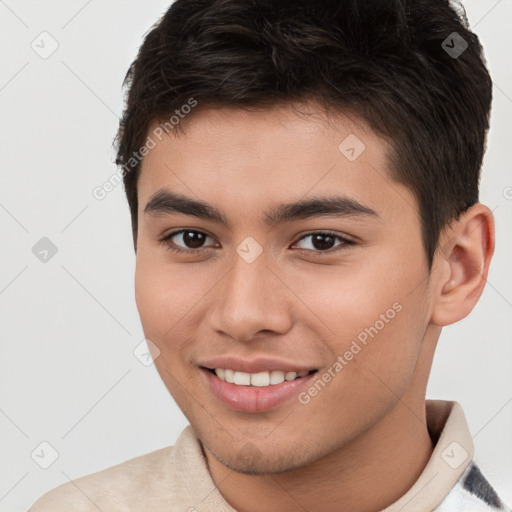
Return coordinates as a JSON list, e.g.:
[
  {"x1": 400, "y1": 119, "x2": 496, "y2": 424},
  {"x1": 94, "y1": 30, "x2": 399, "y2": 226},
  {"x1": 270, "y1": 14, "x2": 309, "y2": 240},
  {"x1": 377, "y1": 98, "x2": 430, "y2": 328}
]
[{"x1": 114, "y1": 0, "x2": 494, "y2": 474}]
